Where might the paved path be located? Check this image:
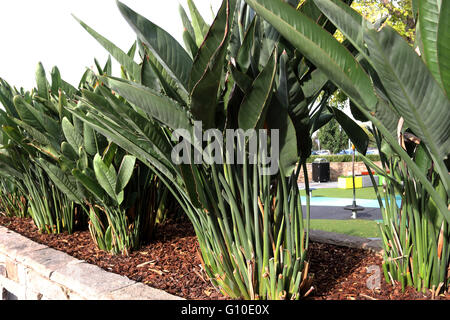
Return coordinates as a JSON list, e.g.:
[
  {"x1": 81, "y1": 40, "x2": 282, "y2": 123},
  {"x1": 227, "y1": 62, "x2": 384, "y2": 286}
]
[{"x1": 301, "y1": 205, "x2": 382, "y2": 221}]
